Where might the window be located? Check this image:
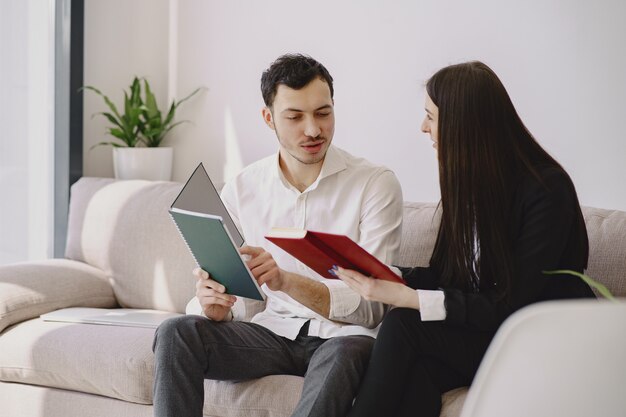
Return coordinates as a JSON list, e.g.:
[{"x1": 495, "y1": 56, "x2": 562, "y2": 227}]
[{"x1": 0, "y1": 0, "x2": 55, "y2": 264}]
